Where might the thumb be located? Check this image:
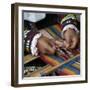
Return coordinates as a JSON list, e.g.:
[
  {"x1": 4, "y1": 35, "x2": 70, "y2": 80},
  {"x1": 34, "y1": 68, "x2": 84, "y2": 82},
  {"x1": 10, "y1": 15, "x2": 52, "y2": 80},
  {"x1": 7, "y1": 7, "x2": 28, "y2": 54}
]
[
  {"x1": 45, "y1": 45, "x2": 56, "y2": 54},
  {"x1": 70, "y1": 37, "x2": 78, "y2": 49},
  {"x1": 64, "y1": 35, "x2": 71, "y2": 48}
]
